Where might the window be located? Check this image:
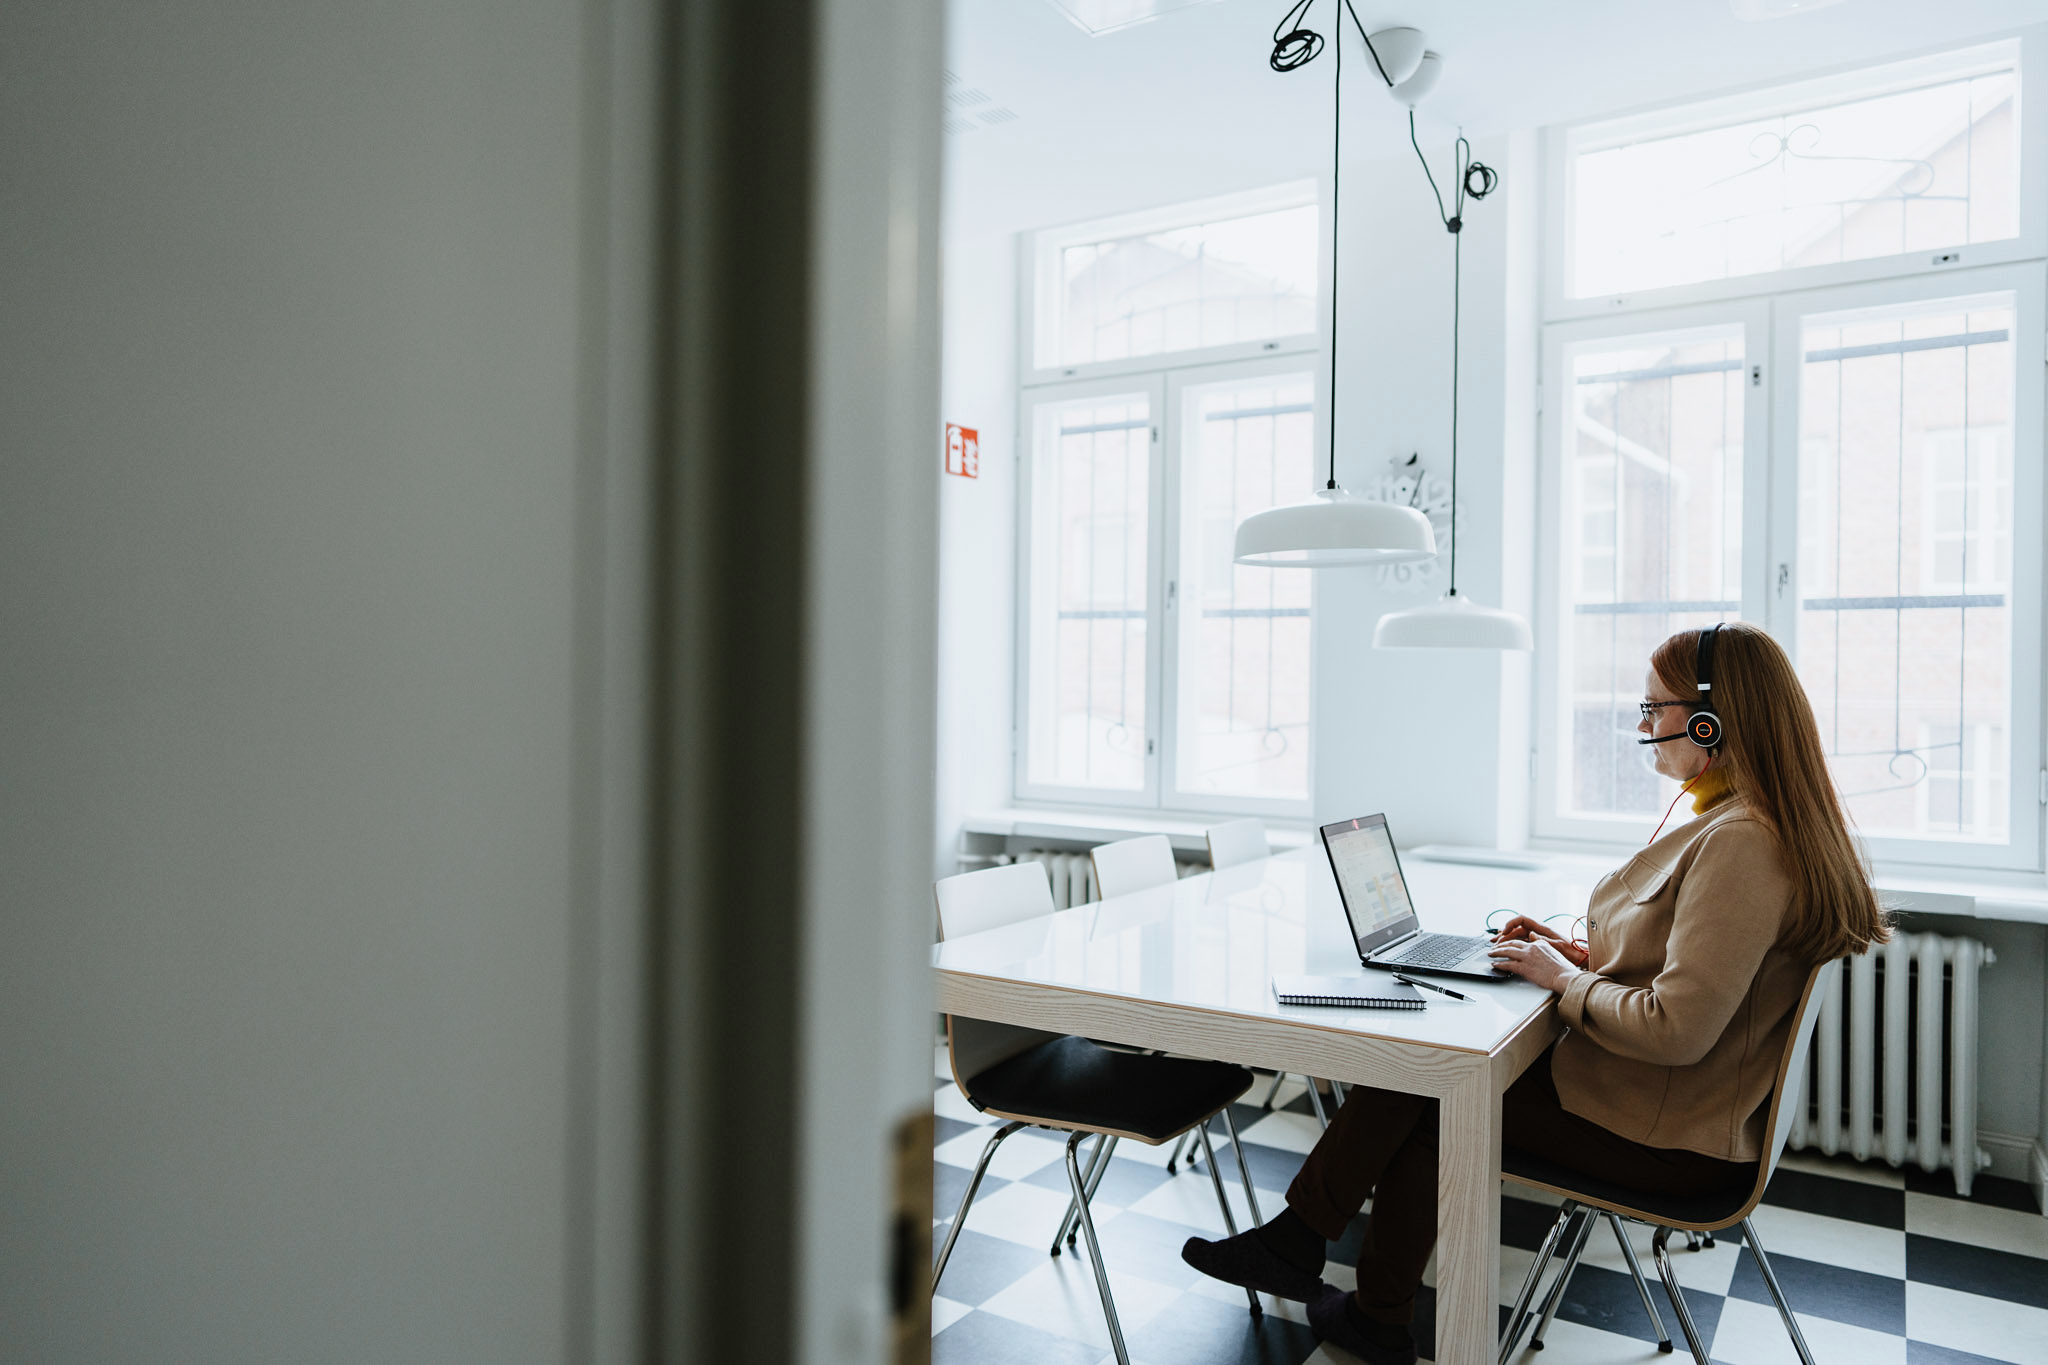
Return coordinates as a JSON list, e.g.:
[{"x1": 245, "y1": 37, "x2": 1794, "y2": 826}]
[
  {"x1": 1017, "y1": 188, "x2": 1322, "y2": 815},
  {"x1": 1542, "y1": 279, "x2": 2043, "y2": 867},
  {"x1": 1030, "y1": 183, "x2": 1318, "y2": 372},
  {"x1": 1564, "y1": 42, "x2": 2020, "y2": 300}
]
